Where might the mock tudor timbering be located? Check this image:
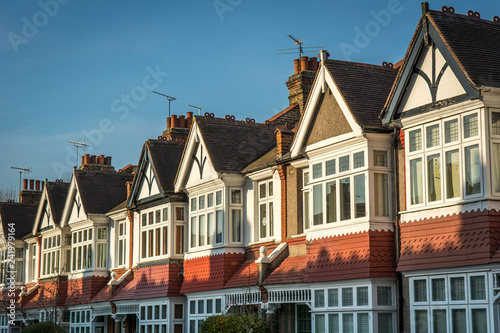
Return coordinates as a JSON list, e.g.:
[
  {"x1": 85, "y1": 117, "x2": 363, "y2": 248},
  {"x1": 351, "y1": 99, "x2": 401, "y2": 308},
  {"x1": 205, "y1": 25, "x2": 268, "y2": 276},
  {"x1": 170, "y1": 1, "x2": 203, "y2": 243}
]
[{"x1": 2, "y1": 3, "x2": 500, "y2": 333}]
